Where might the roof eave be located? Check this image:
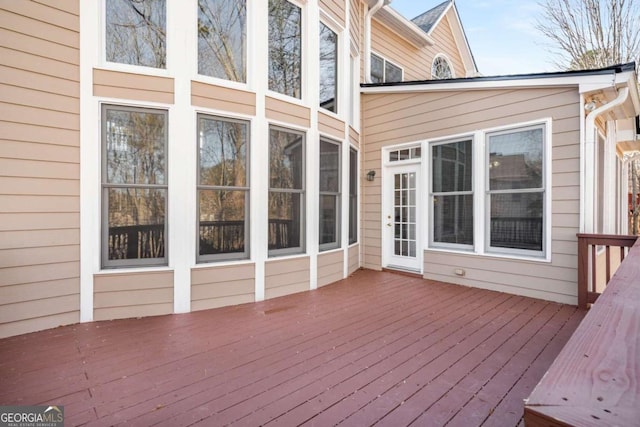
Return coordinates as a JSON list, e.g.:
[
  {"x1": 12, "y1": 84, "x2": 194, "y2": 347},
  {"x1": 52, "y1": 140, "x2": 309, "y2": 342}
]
[{"x1": 375, "y1": 6, "x2": 435, "y2": 48}]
